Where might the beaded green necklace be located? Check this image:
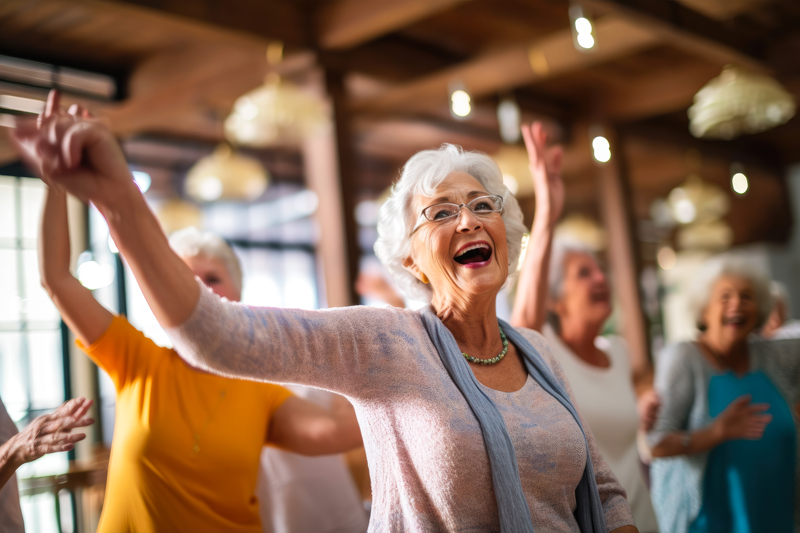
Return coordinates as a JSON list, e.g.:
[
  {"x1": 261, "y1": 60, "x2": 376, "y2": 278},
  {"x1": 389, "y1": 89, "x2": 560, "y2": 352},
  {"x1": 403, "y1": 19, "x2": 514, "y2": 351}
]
[{"x1": 462, "y1": 326, "x2": 509, "y2": 365}]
